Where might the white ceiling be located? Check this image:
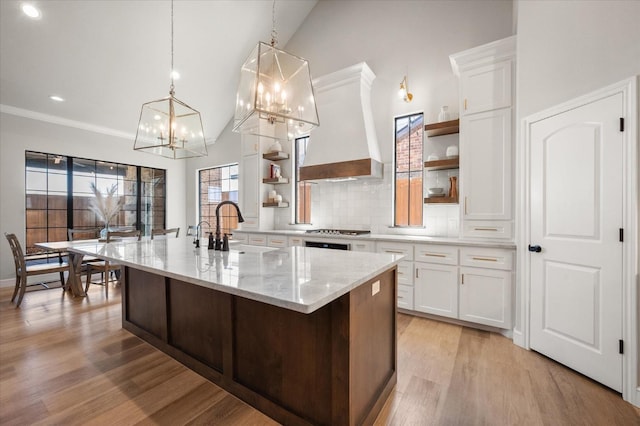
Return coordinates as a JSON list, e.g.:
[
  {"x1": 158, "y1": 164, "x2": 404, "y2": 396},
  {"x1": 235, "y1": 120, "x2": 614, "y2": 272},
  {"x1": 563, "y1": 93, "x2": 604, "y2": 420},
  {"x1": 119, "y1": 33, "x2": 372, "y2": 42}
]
[{"x1": 0, "y1": 0, "x2": 318, "y2": 143}]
